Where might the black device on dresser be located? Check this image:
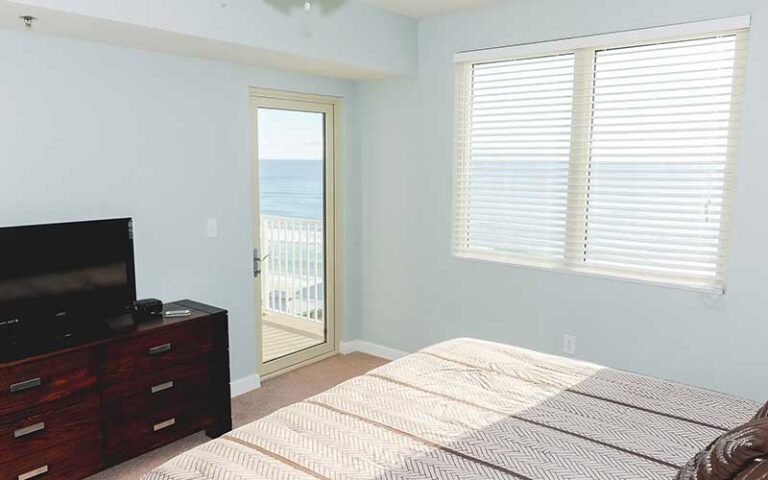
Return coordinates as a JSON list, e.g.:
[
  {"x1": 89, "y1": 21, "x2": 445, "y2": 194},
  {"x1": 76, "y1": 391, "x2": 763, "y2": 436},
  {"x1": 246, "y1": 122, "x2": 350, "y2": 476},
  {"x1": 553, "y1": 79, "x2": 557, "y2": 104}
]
[
  {"x1": 134, "y1": 298, "x2": 164, "y2": 319},
  {"x1": 0, "y1": 219, "x2": 232, "y2": 480}
]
